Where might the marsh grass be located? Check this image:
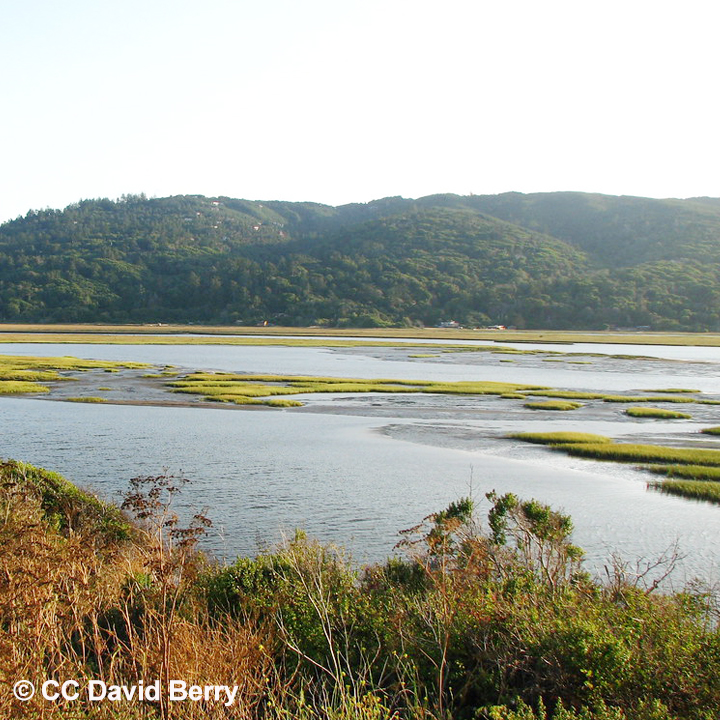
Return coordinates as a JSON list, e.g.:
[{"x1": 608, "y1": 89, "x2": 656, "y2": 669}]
[
  {"x1": 643, "y1": 388, "x2": 701, "y2": 394},
  {"x1": 701, "y1": 427, "x2": 720, "y2": 435},
  {"x1": 525, "y1": 390, "x2": 700, "y2": 403},
  {"x1": 523, "y1": 400, "x2": 583, "y2": 411},
  {"x1": 650, "y1": 479, "x2": 720, "y2": 504},
  {"x1": 0, "y1": 354, "x2": 150, "y2": 395},
  {"x1": 644, "y1": 464, "x2": 720, "y2": 481},
  {"x1": 624, "y1": 407, "x2": 692, "y2": 419},
  {"x1": 6, "y1": 322, "x2": 720, "y2": 346},
  {"x1": 66, "y1": 396, "x2": 108, "y2": 403},
  {"x1": 0, "y1": 380, "x2": 50, "y2": 394},
  {"x1": 508, "y1": 431, "x2": 613, "y2": 445},
  {"x1": 168, "y1": 373, "x2": 547, "y2": 407},
  {"x1": 525, "y1": 390, "x2": 608, "y2": 400},
  {"x1": 558, "y1": 442, "x2": 720, "y2": 466},
  {"x1": 602, "y1": 395, "x2": 697, "y2": 404}
]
